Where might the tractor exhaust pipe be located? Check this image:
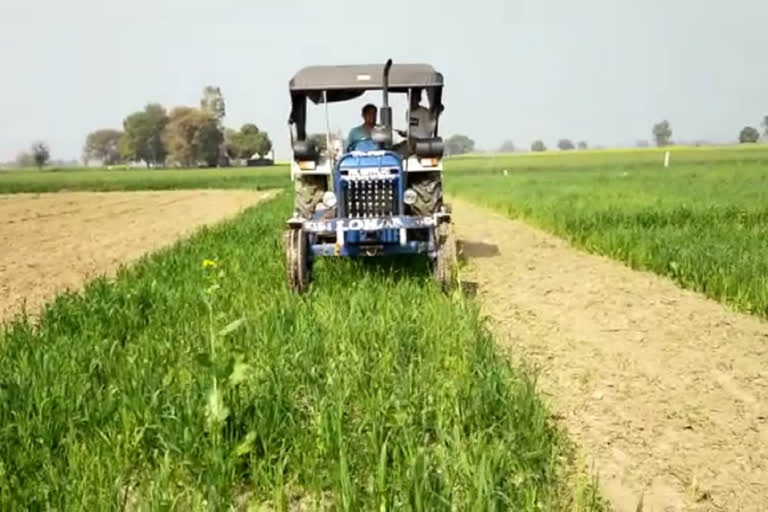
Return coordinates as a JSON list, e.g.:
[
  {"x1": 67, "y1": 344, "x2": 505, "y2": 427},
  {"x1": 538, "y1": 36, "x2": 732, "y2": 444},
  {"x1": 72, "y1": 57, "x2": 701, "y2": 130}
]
[
  {"x1": 380, "y1": 59, "x2": 393, "y2": 130},
  {"x1": 371, "y1": 59, "x2": 394, "y2": 148}
]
